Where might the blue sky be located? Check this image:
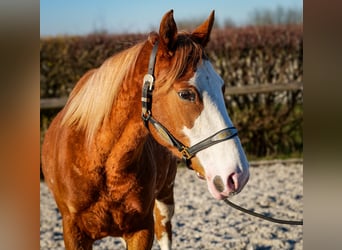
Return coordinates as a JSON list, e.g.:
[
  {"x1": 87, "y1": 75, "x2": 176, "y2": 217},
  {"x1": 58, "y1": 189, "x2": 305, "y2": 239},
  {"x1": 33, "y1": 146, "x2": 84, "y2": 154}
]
[{"x1": 40, "y1": 0, "x2": 302, "y2": 37}]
